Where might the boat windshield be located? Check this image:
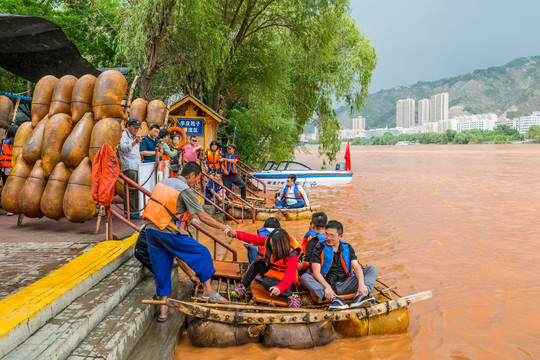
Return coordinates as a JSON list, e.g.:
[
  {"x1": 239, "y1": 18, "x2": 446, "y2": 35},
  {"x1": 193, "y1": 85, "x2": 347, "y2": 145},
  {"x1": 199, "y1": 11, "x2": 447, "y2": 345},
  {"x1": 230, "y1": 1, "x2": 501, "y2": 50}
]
[
  {"x1": 263, "y1": 161, "x2": 276, "y2": 171},
  {"x1": 286, "y1": 162, "x2": 312, "y2": 171},
  {"x1": 276, "y1": 162, "x2": 288, "y2": 171},
  {"x1": 275, "y1": 161, "x2": 312, "y2": 171}
]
